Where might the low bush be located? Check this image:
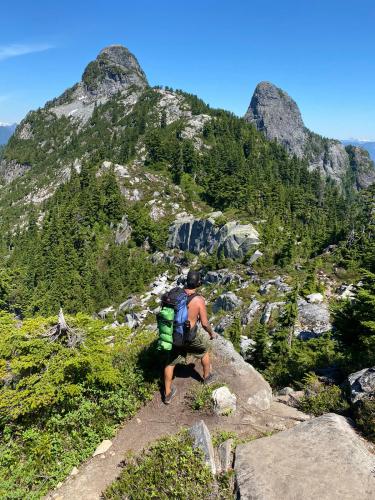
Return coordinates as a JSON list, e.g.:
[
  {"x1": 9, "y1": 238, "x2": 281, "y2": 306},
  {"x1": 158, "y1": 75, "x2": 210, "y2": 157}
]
[
  {"x1": 297, "y1": 375, "x2": 349, "y2": 416},
  {"x1": 0, "y1": 313, "x2": 158, "y2": 499},
  {"x1": 353, "y1": 398, "x2": 375, "y2": 443},
  {"x1": 103, "y1": 432, "x2": 214, "y2": 499}
]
